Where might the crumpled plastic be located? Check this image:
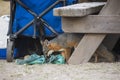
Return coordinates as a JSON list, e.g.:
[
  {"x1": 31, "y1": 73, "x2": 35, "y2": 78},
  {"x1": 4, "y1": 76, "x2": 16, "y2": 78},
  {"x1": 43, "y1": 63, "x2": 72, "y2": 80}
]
[
  {"x1": 15, "y1": 53, "x2": 65, "y2": 65},
  {"x1": 48, "y1": 54, "x2": 65, "y2": 64},
  {"x1": 15, "y1": 54, "x2": 45, "y2": 65}
]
